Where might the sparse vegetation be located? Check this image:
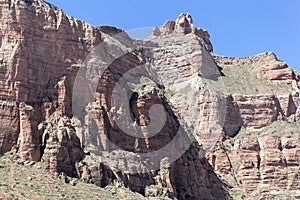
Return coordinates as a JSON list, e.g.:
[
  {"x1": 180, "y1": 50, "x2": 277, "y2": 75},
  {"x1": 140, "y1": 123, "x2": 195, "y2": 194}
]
[
  {"x1": 0, "y1": 153, "x2": 167, "y2": 200},
  {"x1": 257, "y1": 120, "x2": 299, "y2": 137},
  {"x1": 132, "y1": 82, "x2": 156, "y2": 92},
  {"x1": 233, "y1": 120, "x2": 300, "y2": 141},
  {"x1": 164, "y1": 89, "x2": 175, "y2": 100},
  {"x1": 129, "y1": 77, "x2": 157, "y2": 92},
  {"x1": 218, "y1": 63, "x2": 291, "y2": 95},
  {"x1": 230, "y1": 190, "x2": 249, "y2": 200}
]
